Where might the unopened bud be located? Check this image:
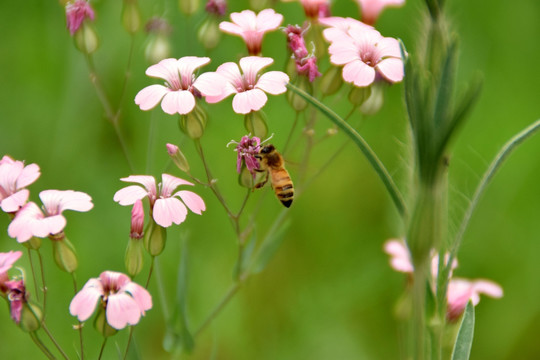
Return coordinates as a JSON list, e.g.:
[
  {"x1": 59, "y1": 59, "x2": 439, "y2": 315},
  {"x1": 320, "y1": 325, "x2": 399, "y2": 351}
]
[
  {"x1": 179, "y1": 104, "x2": 207, "y2": 139},
  {"x1": 197, "y1": 17, "x2": 222, "y2": 50},
  {"x1": 130, "y1": 199, "x2": 144, "y2": 239},
  {"x1": 20, "y1": 302, "x2": 42, "y2": 333},
  {"x1": 179, "y1": 0, "x2": 199, "y2": 16},
  {"x1": 144, "y1": 18, "x2": 172, "y2": 64},
  {"x1": 320, "y1": 66, "x2": 343, "y2": 96},
  {"x1": 249, "y1": 0, "x2": 270, "y2": 12},
  {"x1": 244, "y1": 111, "x2": 268, "y2": 139},
  {"x1": 238, "y1": 165, "x2": 255, "y2": 188},
  {"x1": 122, "y1": 0, "x2": 141, "y2": 34},
  {"x1": 348, "y1": 85, "x2": 371, "y2": 106},
  {"x1": 125, "y1": 238, "x2": 144, "y2": 277},
  {"x1": 74, "y1": 21, "x2": 99, "y2": 54},
  {"x1": 166, "y1": 143, "x2": 190, "y2": 173},
  {"x1": 359, "y1": 83, "x2": 384, "y2": 116},
  {"x1": 52, "y1": 236, "x2": 78, "y2": 273},
  {"x1": 144, "y1": 220, "x2": 167, "y2": 256},
  {"x1": 94, "y1": 306, "x2": 118, "y2": 337},
  {"x1": 22, "y1": 237, "x2": 42, "y2": 250},
  {"x1": 287, "y1": 76, "x2": 312, "y2": 112}
]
